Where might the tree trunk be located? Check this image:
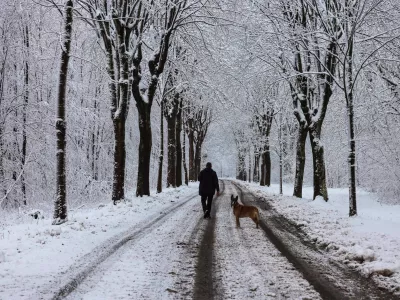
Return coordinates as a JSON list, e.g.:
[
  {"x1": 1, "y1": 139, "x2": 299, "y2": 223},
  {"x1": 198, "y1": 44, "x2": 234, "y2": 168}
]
[
  {"x1": 11, "y1": 65, "x2": 19, "y2": 207},
  {"x1": 237, "y1": 151, "x2": 247, "y2": 181},
  {"x1": 260, "y1": 152, "x2": 265, "y2": 186},
  {"x1": 188, "y1": 131, "x2": 195, "y2": 181},
  {"x1": 91, "y1": 88, "x2": 100, "y2": 181},
  {"x1": 253, "y1": 152, "x2": 260, "y2": 183},
  {"x1": 309, "y1": 126, "x2": 328, "y2": 201},
  {"x1": 0, "y1": 126, "x2": 5, "y2": 200},
  {"x1": 347, "y1": 96, "x2": 356, "y2": 216},
  {"x1": 53, "y1": 0, "x2": 73, "y2": 225},
  {"x1": 265, "y1": 143, "x2": 271, "y2": 187},
  {"x1": 346, "y1": 25, "x2": 357, "y2": 216},
  {"x1": 157, "y1": 100, "x2": 164, "y2": 193},
  {"x1": 112, "y1": 119, "x2": 126, "y2": 203},
  {"x1": 260, "y1": 142, "x2": 271, "y2": 187},
  {"x1": 242, "y1": 154, "x2": 247, "y2": 181},
  {"x1": 194, "y1": 143, "x2": 201, "y2": 179},
  {"x1": 175, "y1": 101, "x2": 182, "y2": 187},
  {"x1": 136, "y1": 102, "x2": 152, "y2": 197},
  {"x1": 248, "y1": 147, "x2": 251, "y2": 183},
  {"x1": 21, "y1": 24, "x2": 28, "y2": 205},
  {"x1": 167, "y1": 116, "x2": 176, "y2": 188},
  {"x1": 293, "y1": 124, "x2": 307, "y2": 198},
  {"x1": 182, "y1": 120, "x2": 189, "y2": 186}
]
